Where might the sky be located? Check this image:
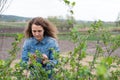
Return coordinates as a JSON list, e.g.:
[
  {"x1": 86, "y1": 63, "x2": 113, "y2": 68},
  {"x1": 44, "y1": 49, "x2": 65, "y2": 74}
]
[{"x1": 2, "y1": 0, "x2": 120, "y2": 22}]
